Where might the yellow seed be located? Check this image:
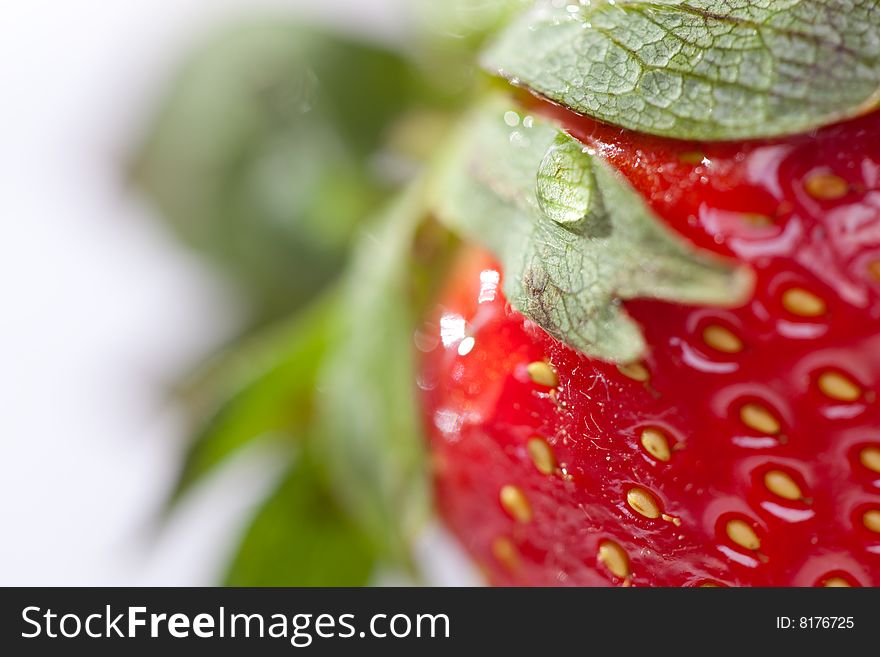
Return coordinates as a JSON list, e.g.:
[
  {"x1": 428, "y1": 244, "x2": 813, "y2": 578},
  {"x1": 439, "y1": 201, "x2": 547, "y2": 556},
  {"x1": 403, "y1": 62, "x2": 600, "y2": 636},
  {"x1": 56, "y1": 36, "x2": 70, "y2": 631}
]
[
  {"x1": 499, "y1": 485, "x2": 532, "y2": 523},
  {"x1": 617, "y1": 361, "x2": 650, "y2": 383},
  {"x1": 527, "y1": 437, "x2": 556, "y2": 476},
  {"x1": 726, "y1": 519, "x2": 761, "y2": 551},
  {"x1": 868, "y1": 260, "x2": 880, "y2": 282},
  {"x1": 823, "y1": 577, "x2": 851, "y2": 588},
  {"x1": 640, "y1": 428, "x2": 672, "y2": 462},
  {"x1": 817, "y1": 371, "x2": 862, "y2": 402},
  {"x1": 764, "y1": 470, "x2": 803, "y2": 501},
  {"x1": 782, "y1": 287, "x2": 827, "y2": 317},
  {"x1": 703, "y1": 324, "x2": 744, "y2": 354},
  {"x1": 742, "y1": 213, "x2": 775, "y2": 228},
  {"x1": 491, "y1": 537, "x2": 520, "y2": 572},
  {"x1": 597, "y1": 540, "x2": 630, "y2": 579},
  {"x1": 805, "y1": 172, "x2": 849, "y2": 200},
  {"x1": 526, "y1": 361, "x2": 558, "y2": 388},
  {"x1": 863, "y1": 509, "x2": 880, "y2": 533},
  {"x1": 627, "y1": 487, "x2": 661, "y2": 519},
  {"x1": 740, "y1": 402, "x2": 781, "y2": 435},
  {"x1": 678, "y1": 151, "x2": 705, "y2": 165},
  {"x1": 859, "y1": 445, "x2": 880, "y2": 474},
  {"x1": 699, "y1": 582, "x2": 722, "y2": 588}
]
